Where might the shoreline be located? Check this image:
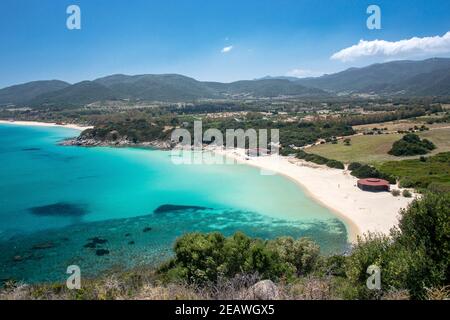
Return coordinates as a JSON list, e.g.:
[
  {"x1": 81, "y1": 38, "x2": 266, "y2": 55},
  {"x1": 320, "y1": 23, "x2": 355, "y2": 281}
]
[
  {"x1": 208, "y1": 147, "x2": 416, "y2": 243},
  {"x1": 0, "y1": 120, "x2": 93, "y2": 131},
  {"x1": 0, "y1": 119, "x2": 415, "y2": 243}
]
